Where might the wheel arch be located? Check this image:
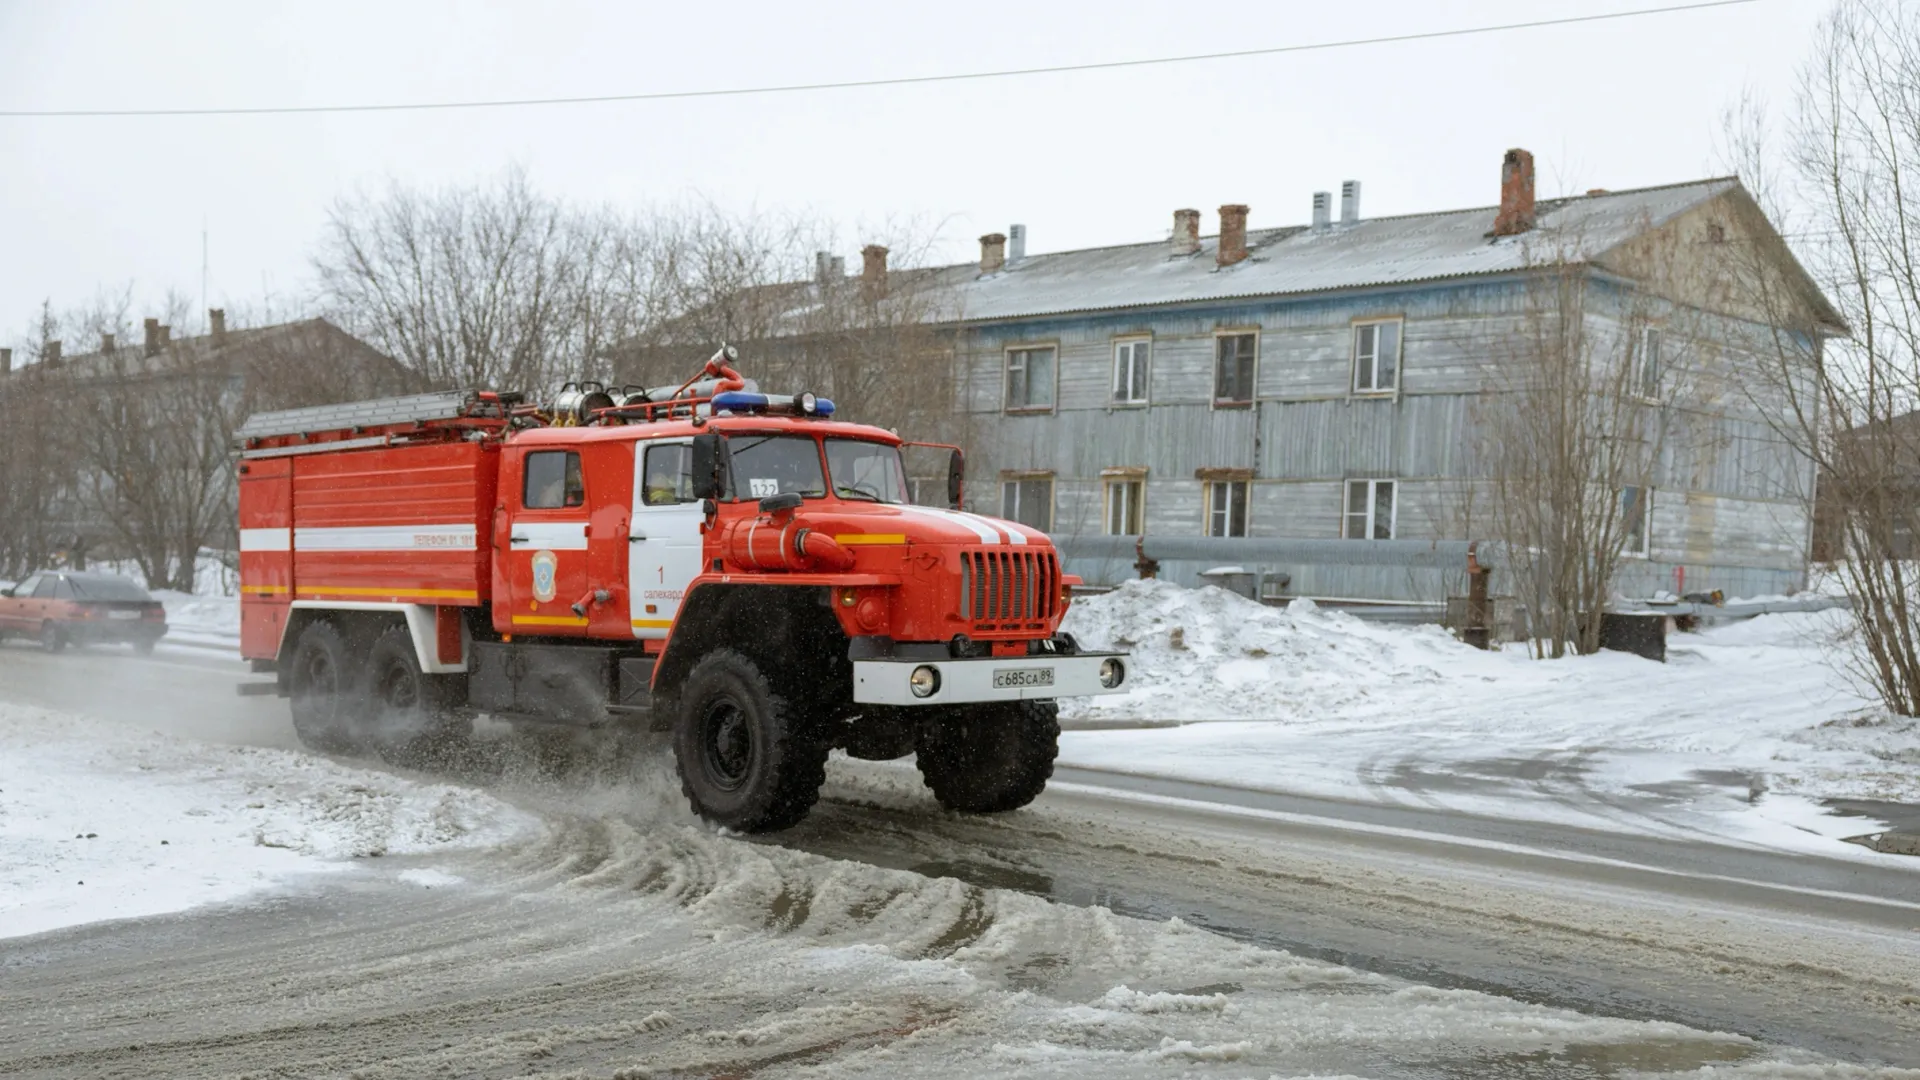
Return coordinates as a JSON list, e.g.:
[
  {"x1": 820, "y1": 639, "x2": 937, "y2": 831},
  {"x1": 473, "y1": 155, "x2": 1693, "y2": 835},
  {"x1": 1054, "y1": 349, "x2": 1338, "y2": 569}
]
[
  {"x1": 278, "y1": 603, "x2": 457, "y2": 678},
  {"x1": 653, "y1": 583, "x2": 851, "y2": 711}
]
